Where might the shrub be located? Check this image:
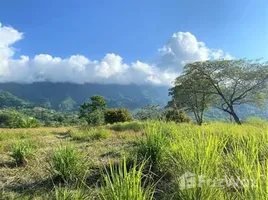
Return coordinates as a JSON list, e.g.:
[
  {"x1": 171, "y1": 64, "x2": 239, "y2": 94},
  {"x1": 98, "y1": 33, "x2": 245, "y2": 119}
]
[
  {"x1": 100, "y1": 157, "x2": 154, "y2": 200},
  {"x1": 104, "y1": 108, "x2": 133, "y2": 124},
  {"x1": 164, "y1": 109, "x2": 191, "y2": 123},
  {"x1": 0, "y1": 110, "x2": 25, "y2": 128},
  {"x1": 11, "y1": 141, "x2": 35, "y2": 166},
  {"x1": 22, "y1": 117, "x2": 42, "y2": 128},
  {"x1": 49, "y1": 146, "x2": 88, "y2": 184}
]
